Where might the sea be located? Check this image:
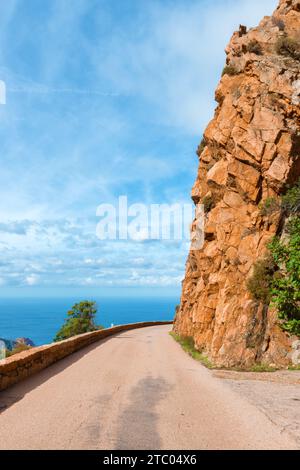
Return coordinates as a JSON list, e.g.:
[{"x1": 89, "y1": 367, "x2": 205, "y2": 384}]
[{"x1": 0, "y1": 296, "x2": 178, "y2": 346}]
